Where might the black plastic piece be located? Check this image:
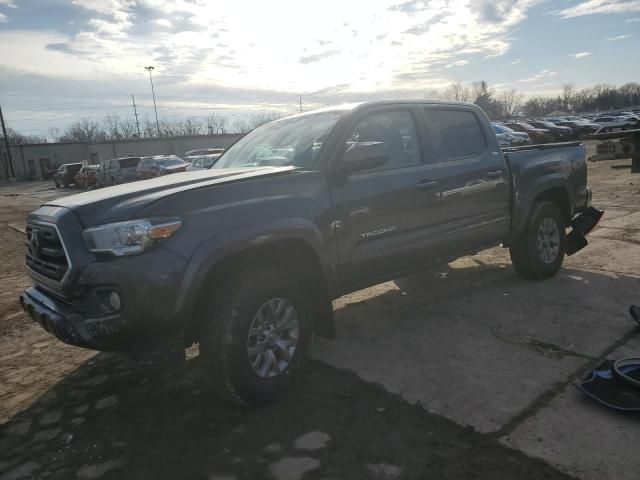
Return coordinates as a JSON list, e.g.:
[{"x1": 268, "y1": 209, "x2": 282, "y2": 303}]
[{"x1": 566, "y1": 230, "x2": 588, "y2": 256}]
